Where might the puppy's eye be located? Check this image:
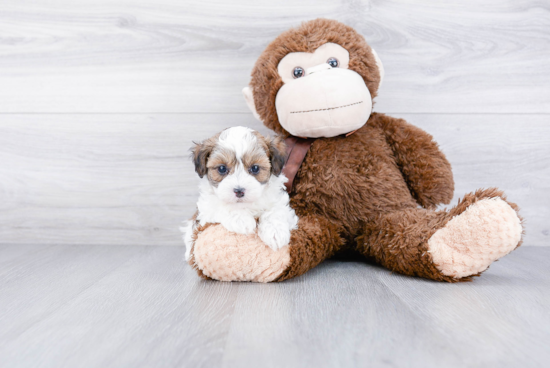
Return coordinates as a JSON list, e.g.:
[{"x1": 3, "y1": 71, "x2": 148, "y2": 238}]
[
  {"x1": 292, "y1": 67, "x2": 304, "y2": 79},
  {"x1": 249, "y1": 165, "x2": 260, "y2": 174},
  {"x1": 217, "y1": 165, "x2": 228, "y2": 175},
  {"x1": 327, "y1": 57, "x2": 339, "y2": 68}
]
